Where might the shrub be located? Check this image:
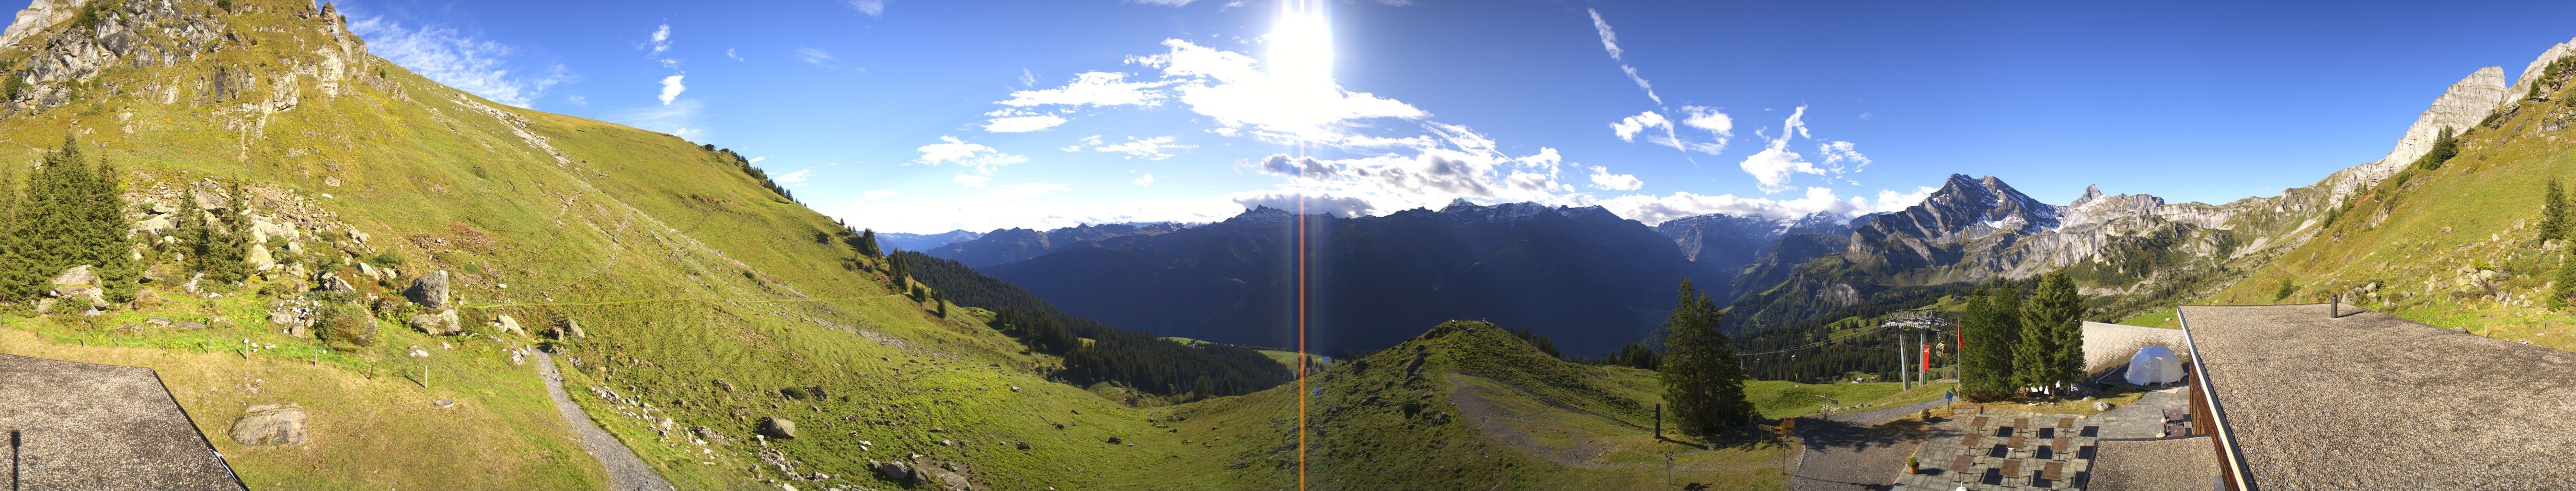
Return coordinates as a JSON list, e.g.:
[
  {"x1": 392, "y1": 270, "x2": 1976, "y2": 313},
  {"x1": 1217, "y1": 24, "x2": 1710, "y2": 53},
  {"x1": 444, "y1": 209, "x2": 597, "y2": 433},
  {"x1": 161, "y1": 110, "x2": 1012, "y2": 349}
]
[
  {"x1": 780, "y1": 386, "x2": 811, "y2": 400},
  {"x1": 371, "y1": 250, "x2": 405, "y2": 267},
  {"x1": 318, "y1": 303, "x2": 378, "y2": 348}
]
